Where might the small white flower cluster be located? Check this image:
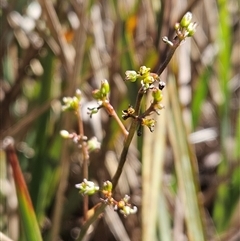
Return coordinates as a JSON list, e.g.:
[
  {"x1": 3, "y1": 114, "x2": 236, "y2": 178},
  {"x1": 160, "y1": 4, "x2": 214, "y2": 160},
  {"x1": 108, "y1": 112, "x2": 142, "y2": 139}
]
[{"x1": 75, "y1": 179, "x2": 99, "y2": 195}]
